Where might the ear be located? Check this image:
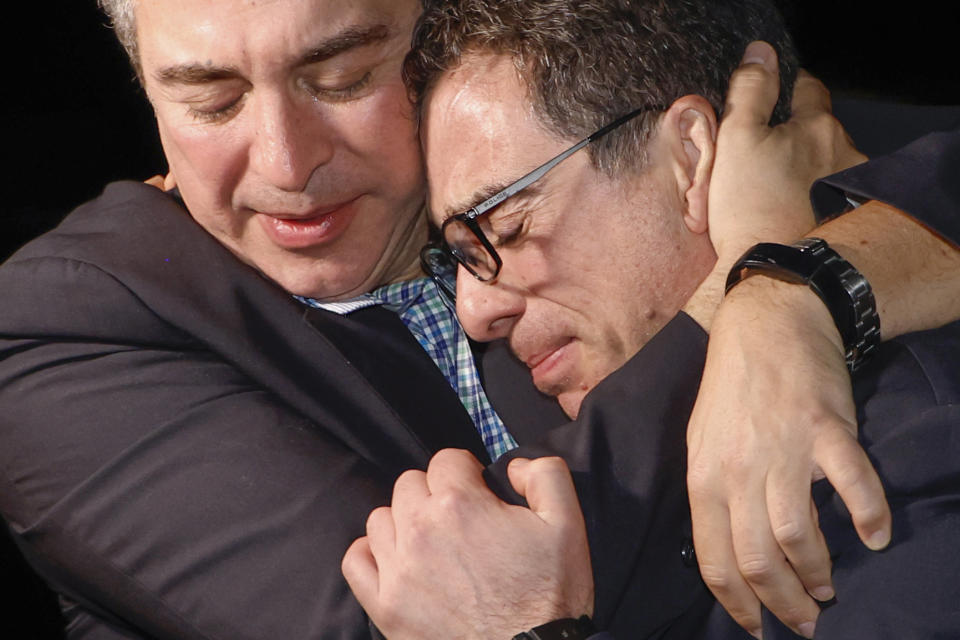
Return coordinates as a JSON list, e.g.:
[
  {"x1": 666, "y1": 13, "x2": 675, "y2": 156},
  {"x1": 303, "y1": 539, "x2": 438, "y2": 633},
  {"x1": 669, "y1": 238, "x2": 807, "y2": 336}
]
[{"x1": 660, "y1": 95, "x2": 717, "y2": 234}]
